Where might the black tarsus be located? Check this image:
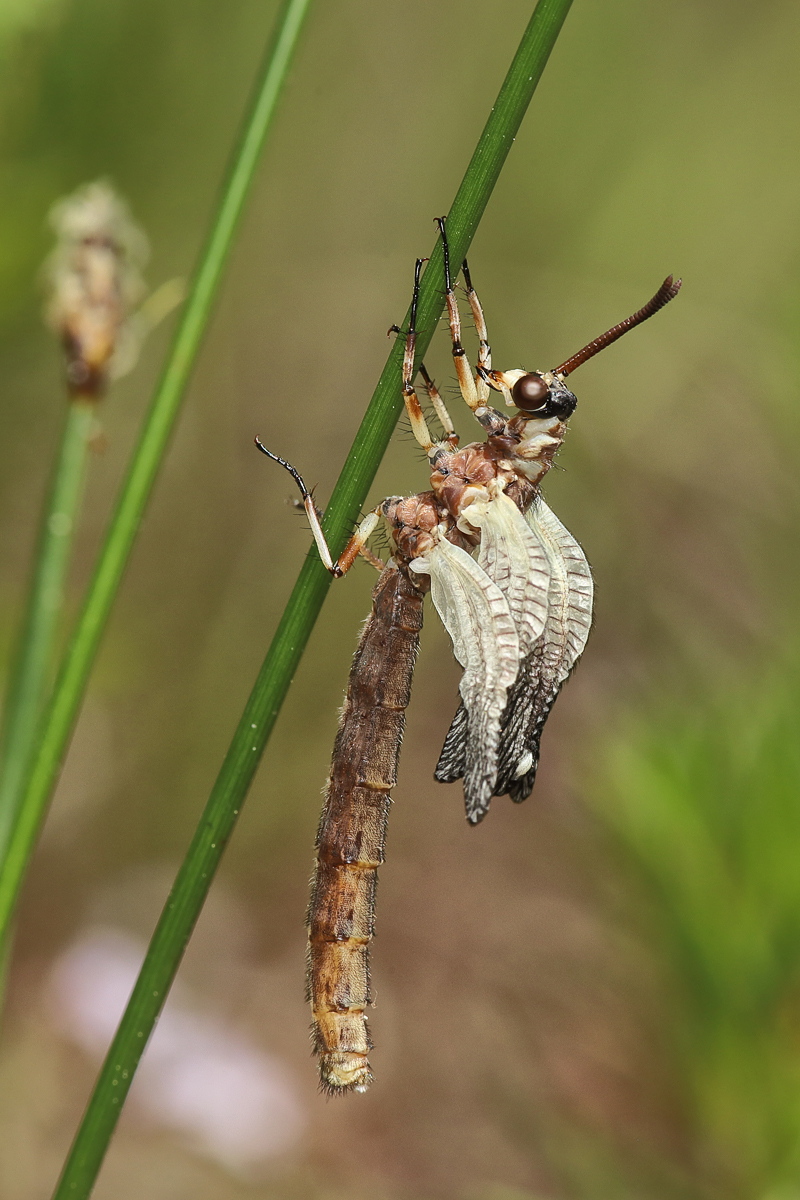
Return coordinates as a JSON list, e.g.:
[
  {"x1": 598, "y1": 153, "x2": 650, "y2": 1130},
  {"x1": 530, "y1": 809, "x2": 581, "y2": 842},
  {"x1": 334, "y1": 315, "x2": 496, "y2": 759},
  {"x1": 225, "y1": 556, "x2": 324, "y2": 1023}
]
[
  {"x1": 409, "y1": 256, "x2": 425, "y2": 337},
  {"x1": 254, "y1": 436, "x2": 311, "y2": 502},
  {"x1": 391, "y1": 257, "x2": 427, "y2": 342},
  {"x1": 435, "y1": 216, "x2": 452, "y2": 293}
]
